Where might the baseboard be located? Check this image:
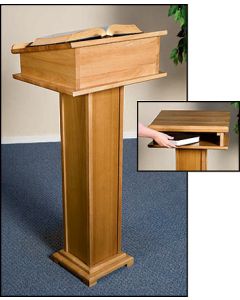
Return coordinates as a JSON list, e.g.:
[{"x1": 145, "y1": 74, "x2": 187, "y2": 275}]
[
  {"x1": 1, "y1": 135, "x2": 60, "y2": 144},
  {"x1": 123, "y1": 131, "x2": 136, "y2": 139},
  {"x1": 1, "y1": 132, "x2": 137, "y2": 144}
]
